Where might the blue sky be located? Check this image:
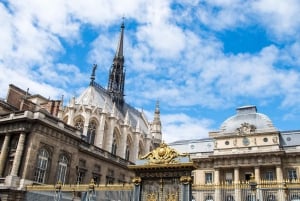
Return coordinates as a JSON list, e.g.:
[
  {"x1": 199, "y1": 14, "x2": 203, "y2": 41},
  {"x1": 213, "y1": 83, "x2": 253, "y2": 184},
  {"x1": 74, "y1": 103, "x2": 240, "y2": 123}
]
[{"x1": 1, "y1": 0, "x2": 300, "y2": 143}]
